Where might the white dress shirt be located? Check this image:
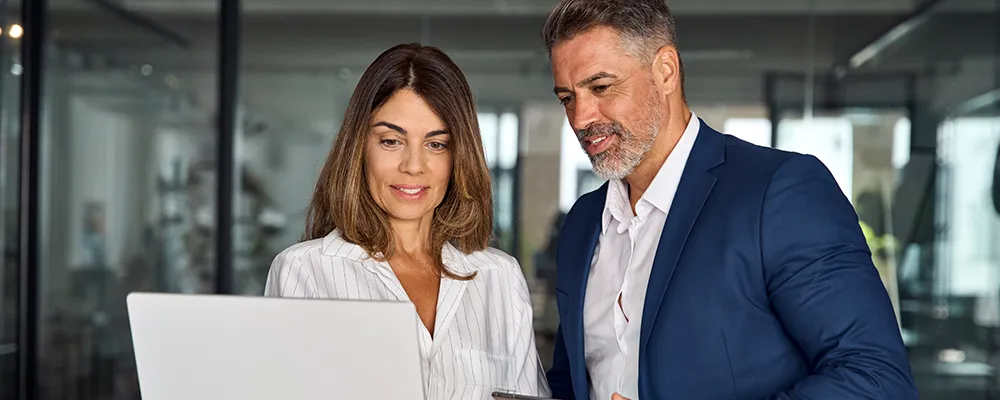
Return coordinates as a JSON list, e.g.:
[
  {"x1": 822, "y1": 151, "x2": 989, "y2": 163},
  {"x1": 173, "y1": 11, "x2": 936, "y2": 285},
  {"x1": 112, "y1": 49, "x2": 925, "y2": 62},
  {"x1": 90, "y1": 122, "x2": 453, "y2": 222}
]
[
  {"x1": 264, "y1": 230, "x2": 551, "y2": 400},
  {"x1": 584, "y1": 112, "x2": 701, "y2": 400}
]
